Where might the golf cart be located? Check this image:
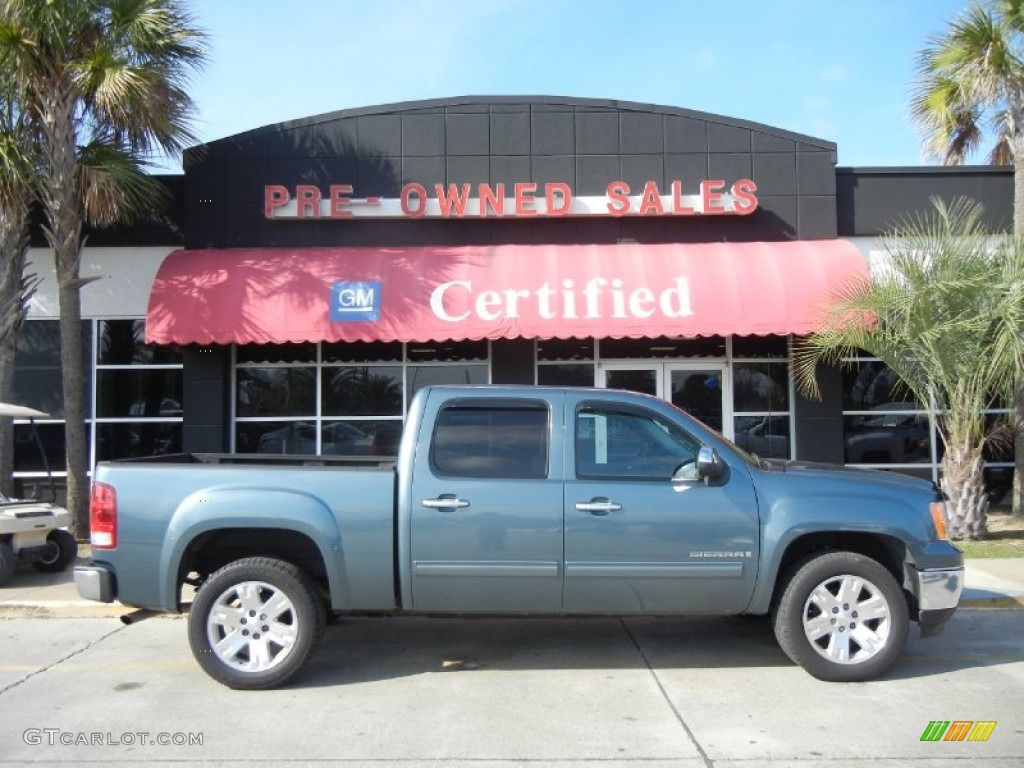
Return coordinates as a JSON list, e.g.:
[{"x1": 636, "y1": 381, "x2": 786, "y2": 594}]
[{"x1": 0, "y1": 403, "x2": 76, "y2": 585}]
